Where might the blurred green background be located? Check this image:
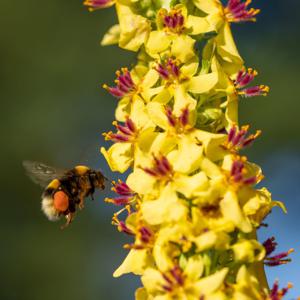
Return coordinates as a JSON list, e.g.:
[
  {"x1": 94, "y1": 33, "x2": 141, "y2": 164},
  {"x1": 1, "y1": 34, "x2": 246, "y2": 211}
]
[{"x1": 0, "y1": 0, "x2": 299, "y2": 299}]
